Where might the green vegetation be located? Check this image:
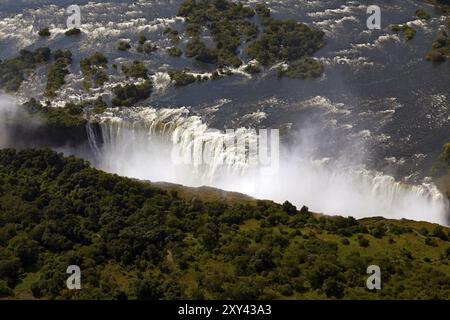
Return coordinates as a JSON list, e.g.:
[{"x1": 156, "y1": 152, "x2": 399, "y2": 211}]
[
  {"x1": 111, "y1": 80, "x2": 153, "y2": 107},
  {"x1": 65, "y1": 28, "x2": 81, "y2": 36},
  {"x1": 424, "y1": 0, "x2": 450, "y2": 14},
  {"x1": 167, "y1": 47, "x2": 183, "y2": 57},
  {"x1": 0, "y1": 47, "x2": 51, "y2": 92},
  {"x1": 243, "y1": 64, "x2": 261, "y2": 74},
  {"x1": 177, "y1": 0, "x2": 324, "y2": 72},
  {"x1": 121, "y1": 61, "x2": 148, "y2": 79},
  {"x1": 416, "y1": 9, "x2": 431, "y2": 20},
  {"x1": 45, "y1": 50, "x2": 72, "y2": 99},
  {"x1": 22, "y1": 98, "x2": 86, "y2": 127},
  {"x1": 38, "y1": 28, "x2": 51, "y2": 37},
  {"x1": 169, "y1": 70, "x2": 197, "y2": 87},
  {"x1": 80, "y1": 52, "x2": 109, "y2": 91},
  {"x1": 426, "y1": 29, "x2": 450, "y2": 62},
  {"x1": 137, "y1": 40, "x2": 158, "y2": 54},
  {"x1": 391, "y1": 24, "x2": 417, "y2": 41},
  {"x1": 138, "y1": 35, "x2": 147, "y2": 45},
  {"x1": 277, "y1": 57, "x2": 324, "y2": 79},
  {"x1": 247, "y1": 15, "x2": 325, "y2": 66},
  {"x1": 164, "y1": 28, "x2": 180, "y2": 45},
  {"x1": 0, "y1": 148, "x2": 449, "y2": 300},
  {"x1": 117, "y1": 40, "x2": 131, "y2": 51}
]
